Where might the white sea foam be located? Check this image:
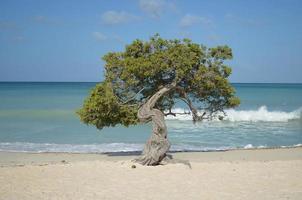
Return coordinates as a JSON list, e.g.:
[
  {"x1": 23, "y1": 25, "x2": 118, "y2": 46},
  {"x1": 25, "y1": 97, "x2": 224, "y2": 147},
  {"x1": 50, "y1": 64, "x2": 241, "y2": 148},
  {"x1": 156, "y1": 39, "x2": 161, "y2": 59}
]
[
  {"x1": 225, "y1": 106, "x2": 301, "y2": 122},
  {"x1": 165, "y1": 106, "x2": 302, "y2": 122},
  {"x1": 0, "y1": 142, "x2": 144, "y2": 153},
  {"x1": 244, "y1": 144, "x2": 253, "y2": 149},
  {"x1": 0, "y1": 142, "x2": 301, "y2": 153}
]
